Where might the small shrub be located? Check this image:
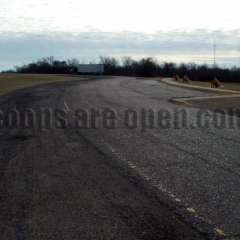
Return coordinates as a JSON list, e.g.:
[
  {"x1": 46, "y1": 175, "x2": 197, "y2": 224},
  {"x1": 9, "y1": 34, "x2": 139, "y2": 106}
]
[
  {"x1": 210, "y1": 77, "x2": 221, "y2": 88},
  {"x1": 182, "y1": 75, "x2": 190, "y2": 83}
]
